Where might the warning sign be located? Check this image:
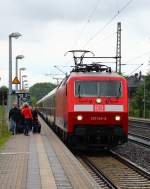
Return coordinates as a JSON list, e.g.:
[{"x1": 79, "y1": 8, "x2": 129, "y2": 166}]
[{"x1": 12, "y1": 76, "x2": 20, "y2": 84}]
